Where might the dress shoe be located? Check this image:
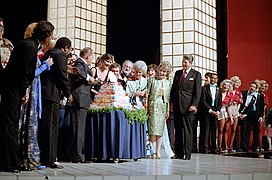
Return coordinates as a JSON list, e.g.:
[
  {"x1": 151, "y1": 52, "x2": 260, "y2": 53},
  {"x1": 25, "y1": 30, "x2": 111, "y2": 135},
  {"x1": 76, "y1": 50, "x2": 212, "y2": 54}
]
[
  {"x1": 171, "y1": 155, "x2": 182, "y2": 159},
  {"x1": 20, "y1": 165, "x2": 32, "y2": 171},
  {"x1": 252, "y1": 149, "x2": 257, "y2": 153},
  {"x1": 80, "y1": 159, "x2": 89, "y2": 163},
  {"x1": 72, "y1": 159, "x2": 89, "y2": 163},
  {"x1": 209, "y1": 150, "x2": 217, "y2": 154},
  {"x1": 47, "y1": 162, "x2": 63, "y2": 169},
  {"x1": 113, "y1": 158, "x2": 119, "y2": 163},
  {"x1": 13, "y1": 169, "x2": 21, "y2": 173},
  {"x1": 183, "y1": 156, "x2": 191, "y2": 160},
  {"x1": 4, "y1": 168, "x2": 21, "y2": 173},
  {"x1": 200, "y1": 150, "x2": 209, "y2": 154}
]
